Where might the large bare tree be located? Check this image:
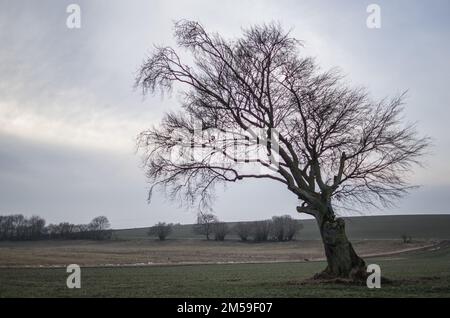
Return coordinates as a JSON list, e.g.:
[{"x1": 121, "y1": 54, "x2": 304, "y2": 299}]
[{"x1": 136, "y1": 20, "x2": 429, "y2": 279}]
